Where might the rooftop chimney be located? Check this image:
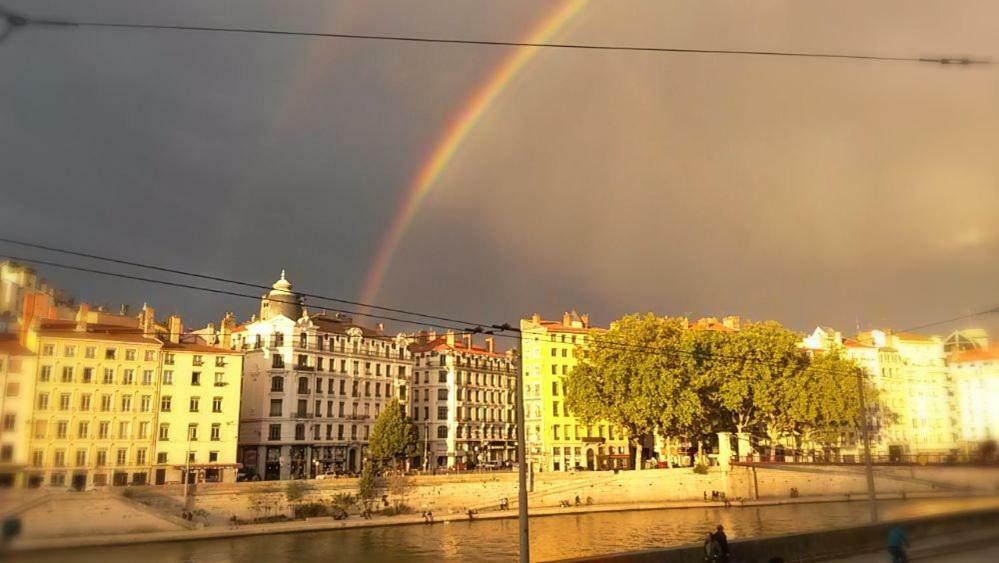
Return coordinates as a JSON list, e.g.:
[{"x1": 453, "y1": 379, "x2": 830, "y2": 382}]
[
  {"x1": 139, "y1": 304, "x2": 156, "y2": 336},
  {"x1": 19, "y1": 291, "x2": 52, "y2": 347},
  {"x1": 580, "y1": 314, "x2": 590, "y2": 328},
  {"x1": 168, "y1": 315, "x2": 183, "y2": 344},
  {"x1": 376, "y1": 322, "x2": 384, "y2": 333},
  {"x1": 562, "y1": 312, "x2": 571, "y2": 326},
  {"x1": 462, "y1": 333, "x2": 472, "y2": 350},
  {"x1": 485, "y1": 336, "x2": 495, "y2": 353},
  {"x1": 532, "y1": 313, "x2": 540, "y2": 324},
  {"x1": 220, "y1": 312, "x2": 236, "y2": 348},
  {"x1": 75, "y1": 303, "x2": 90, "y2": 332},
  {"x1": 445, "y1": 330, "x2": 455, "y2": 347},
  {"x1": 722, "y1": 316, "x2": 741, "y2": 330}
]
